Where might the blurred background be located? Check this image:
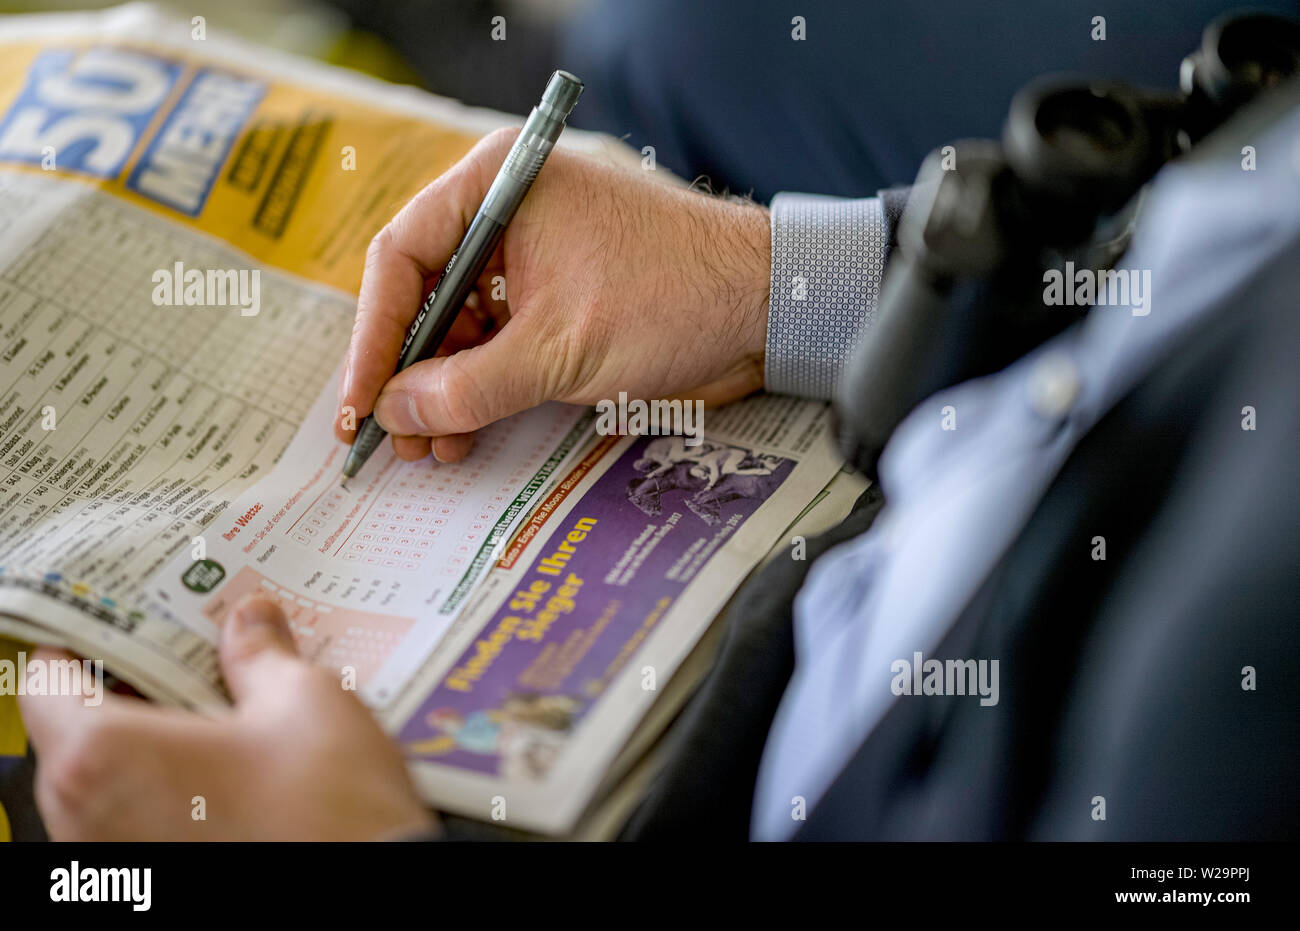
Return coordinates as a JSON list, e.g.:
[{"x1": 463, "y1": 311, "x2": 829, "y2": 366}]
[
  {"x1": 0, "y1": 0, "x2": 584, "y2": 113},
  {"x1": 10, "y1": 0, "x2": 1297, "y2": 202},
  {"x1": 4, "y1": 2, "x2": 1298, "y2": 214}
]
